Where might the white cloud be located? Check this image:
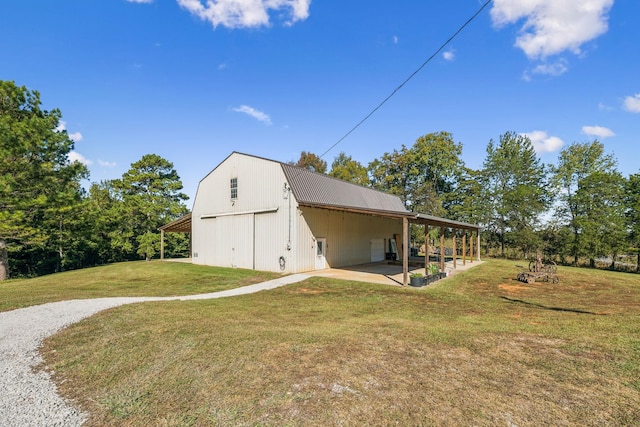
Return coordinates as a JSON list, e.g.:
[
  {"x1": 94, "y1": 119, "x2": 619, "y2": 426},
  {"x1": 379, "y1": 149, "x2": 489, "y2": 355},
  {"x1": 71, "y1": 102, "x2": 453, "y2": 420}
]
[
  {"x1": 68, "y1": 132, "x2": 83, "y2": 142},
  {"x1": 232, "y1": 105, "x2": 272, "y2": 125},
  {"x1": 177, "y1": 0, "x2": 310, "y2": 29},
  {"x1": 582, "y1": 125, "x2": 615, "y2": 138},
  {"x1": 56, "y1": 121, "x2": 83, "y2": 141},
  {"x1": 524, "y1": 130, "x2": 564, "y2": 154},
  {"x1": 598, "y1": 102, "x2": 613, "y2": 112},
  {"x1": 393, "y1": 36, "x2": 398, "y2": 44},
  {"x1": 624, "y1": 93, "x2": 640, "y2": 113},
  {"x1": 443, "y1": 49, "x2": 455, "y2": 61},
  {"x1": 68, "y1": 151, "x2": 92, "y2": 166},
  {"x1": 491, "y1": 0, "x2": 614, "y2": 59},
  {"x1": 126, "y1": 0, "x2": 154, "y2": 3},
  {"x1": 526, "y1": 58, "x2": 568, "y2": 79},
  {"x1": 98, "y1": 160, "x2": 117, "y2": 167}
]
